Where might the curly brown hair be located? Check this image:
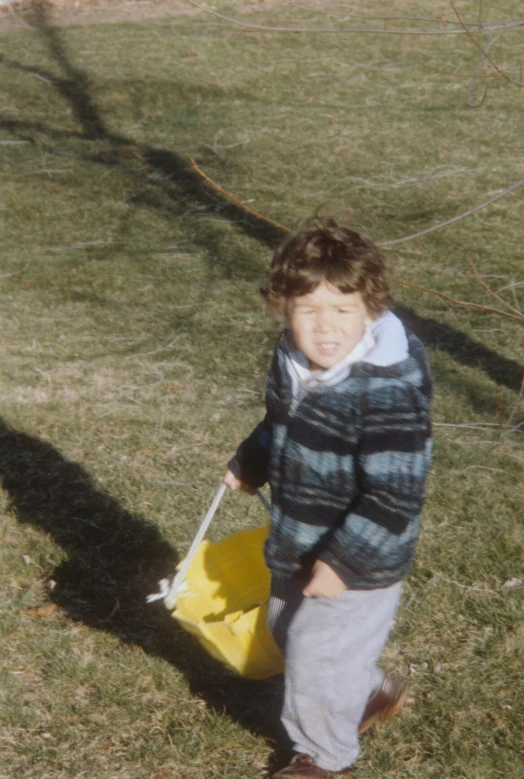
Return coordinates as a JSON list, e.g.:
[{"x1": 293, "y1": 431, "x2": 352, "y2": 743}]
[{"x1": 262, "y1": 220, "x2": 391, "y2": 318}]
